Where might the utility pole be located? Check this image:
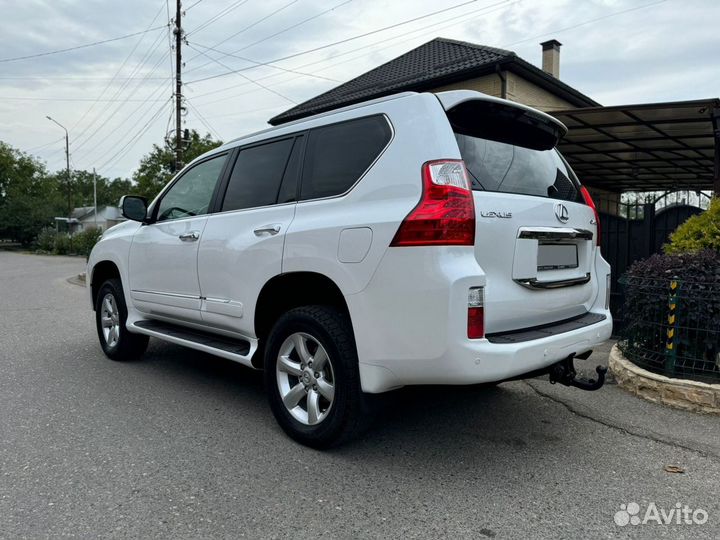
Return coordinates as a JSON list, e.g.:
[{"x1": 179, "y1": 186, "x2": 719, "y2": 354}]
[
  {"x1": 93, "y1": 168, "x2": 98, "y2": 230},
  {"x1": 46, "y1": 116, "x2": 71, "y2": 216},
  {"x1": 174, "y1": 0, "x2": 183, "y2": 172}
]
